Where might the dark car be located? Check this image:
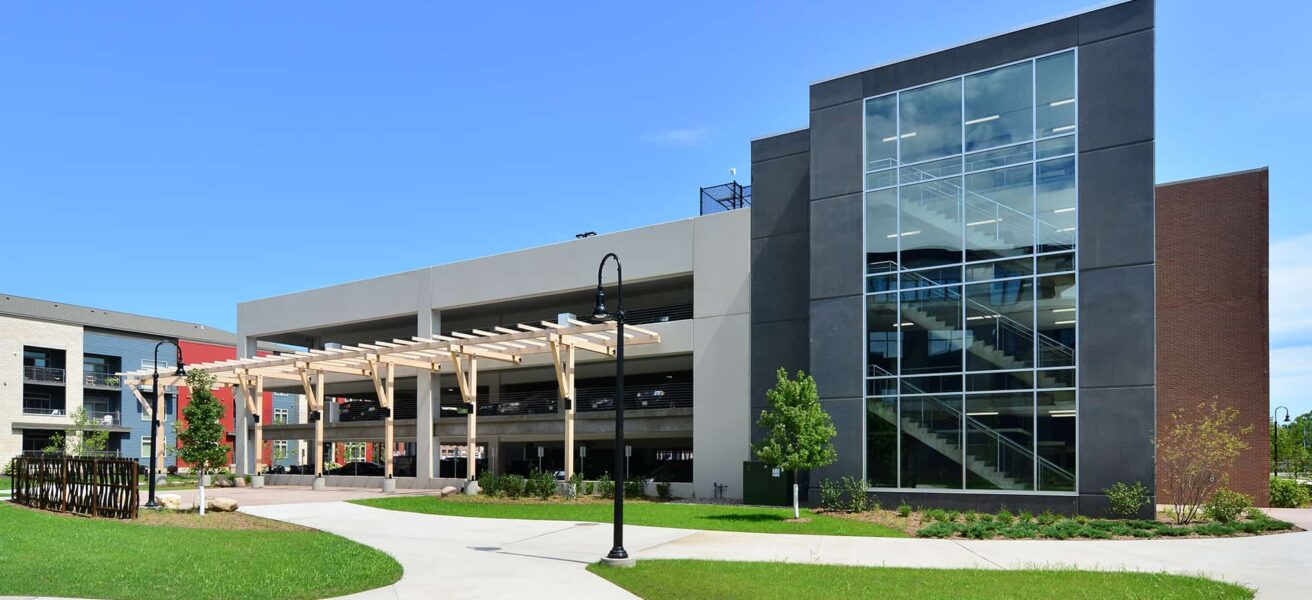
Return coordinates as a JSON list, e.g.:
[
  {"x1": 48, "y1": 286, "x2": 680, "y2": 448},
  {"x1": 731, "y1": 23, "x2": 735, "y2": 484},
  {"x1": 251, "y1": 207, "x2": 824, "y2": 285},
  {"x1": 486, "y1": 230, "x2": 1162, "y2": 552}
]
[
  {"x1": 338, "y1": 401, "x2": 383, "y2": 422},
  {"x1": 325, "y1": 461, "x2": 385, "y2": 476}
]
